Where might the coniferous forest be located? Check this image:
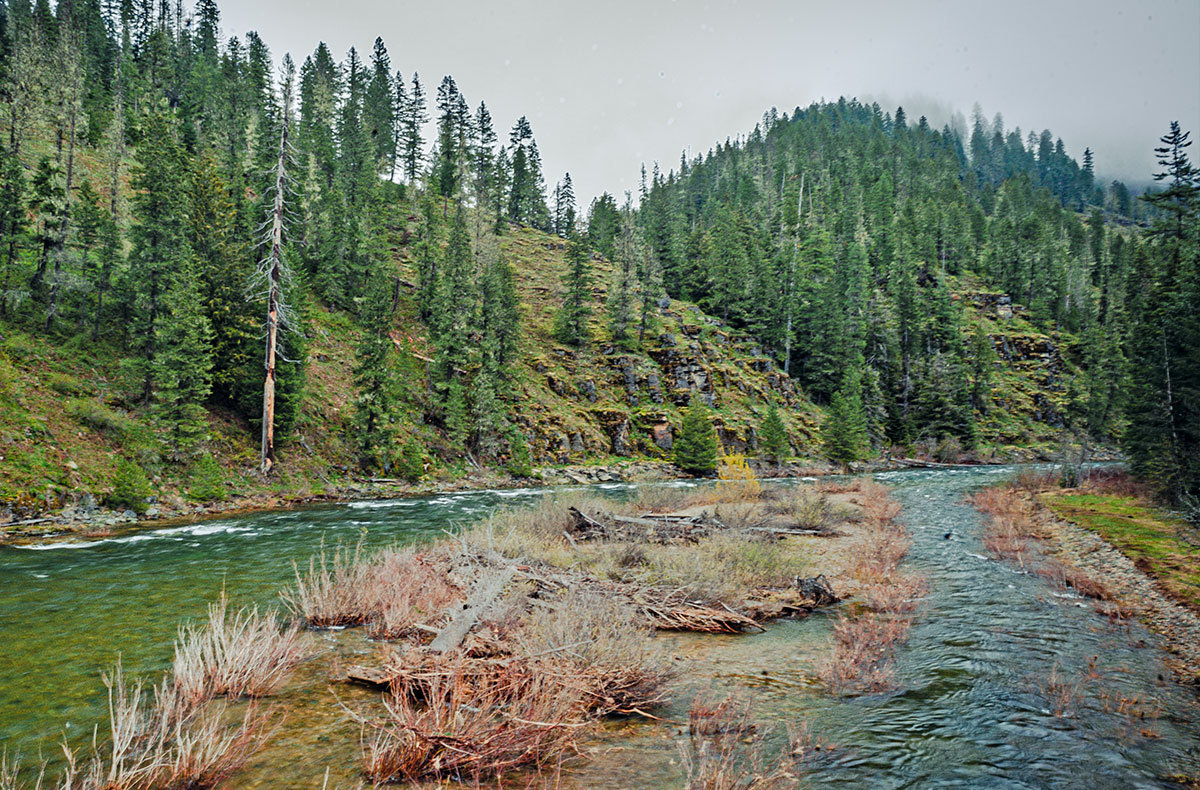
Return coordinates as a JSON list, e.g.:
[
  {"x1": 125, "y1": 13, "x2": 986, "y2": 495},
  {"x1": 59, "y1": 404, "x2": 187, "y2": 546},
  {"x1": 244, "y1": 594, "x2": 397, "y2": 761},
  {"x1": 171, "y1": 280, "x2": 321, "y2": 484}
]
[{"x1": 0, "y1": 0, "x2": 1196, "y2": 515}]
